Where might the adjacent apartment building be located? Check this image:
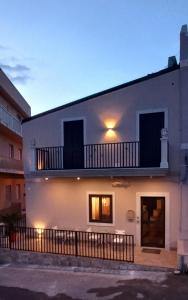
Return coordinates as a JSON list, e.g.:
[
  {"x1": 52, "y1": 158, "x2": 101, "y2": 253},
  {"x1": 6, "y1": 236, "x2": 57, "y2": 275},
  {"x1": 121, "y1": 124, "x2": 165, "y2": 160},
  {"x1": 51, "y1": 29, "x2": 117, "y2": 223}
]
[
  {"x1": 22, "y1": 26, "x2": 188, "y2": 260},
  {"x1": 0, "y1": 69, "x2": 31, "y2": 211}
]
